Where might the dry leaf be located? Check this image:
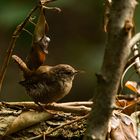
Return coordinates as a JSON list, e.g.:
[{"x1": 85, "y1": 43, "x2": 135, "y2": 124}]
[
  {"x1": 125, "y1": 81, "x2": 140, "y2": 94},
  {"x1": 108, "y1": 111, "x2": 137, "y2": 140},
  {"x1": 131, "y1": 111, "x2": 140, "y2": 139},
  {"x1": 26, "y1": 7, "x2": 50, "y2": 70},
  {"x1": 116, "y1": 99, "x2": 130, "y2": 108},
  {"x1": 121, "y1": 98, "x2": 140, "y2": 115},
  {"x1": 0, "y1": 110, "x2": 51, "y2": 136},
  {"x1": 34, "y1": 7, "x2": 49, "y2": 42},
  {"x1": 116, "y1": 97, "x2": 140, "y2": 115}
]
